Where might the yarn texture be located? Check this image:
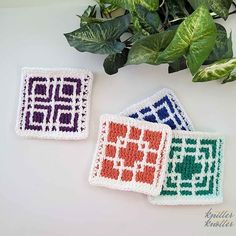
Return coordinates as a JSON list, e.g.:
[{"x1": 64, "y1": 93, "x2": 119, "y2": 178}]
[
  {"x1": 149, "y1": 131, "x2": 224, "y2": 205},
  {"x1": 89, "y1": 114, "x2": 172, "y2": 196},
  {"x1": 16, "y1": 68, "x2": 93, "y2": 140},
  {"x1": 120, "y1": 88, "x2": 194, "y2": 131}
]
